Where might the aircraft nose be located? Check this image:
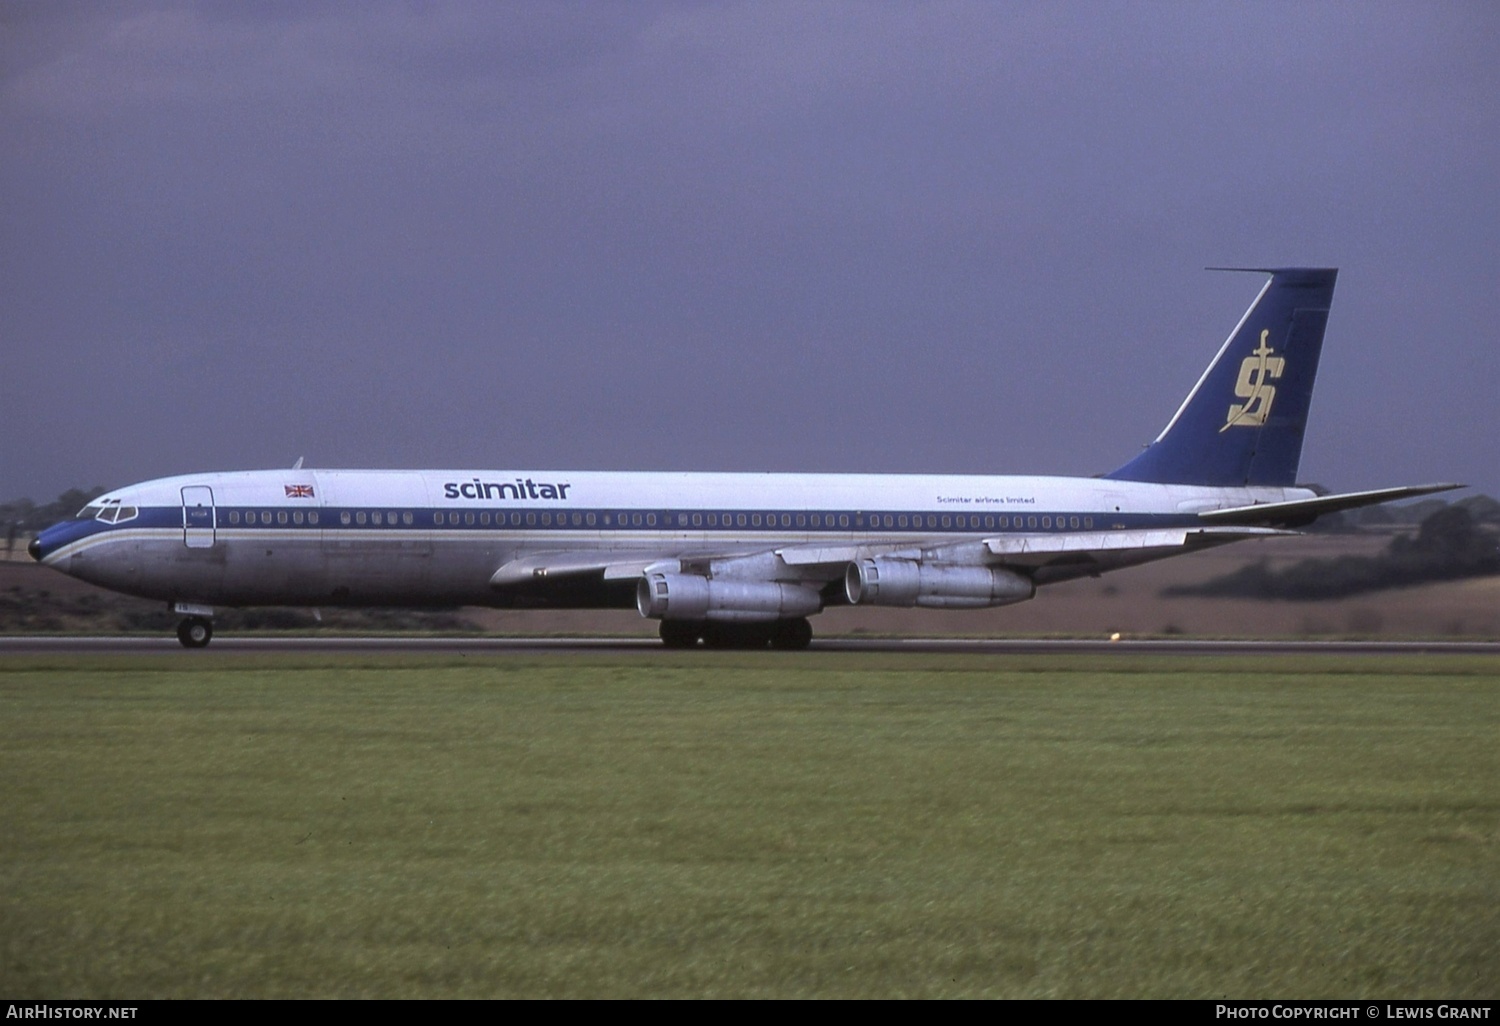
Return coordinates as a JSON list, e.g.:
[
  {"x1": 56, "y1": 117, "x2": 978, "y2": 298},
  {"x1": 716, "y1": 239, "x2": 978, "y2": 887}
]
[{"x1": 28, "y1": 536, "x2": 41, "y2": 562}]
